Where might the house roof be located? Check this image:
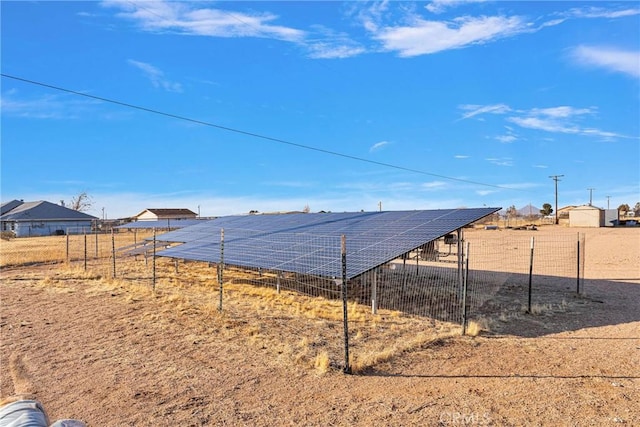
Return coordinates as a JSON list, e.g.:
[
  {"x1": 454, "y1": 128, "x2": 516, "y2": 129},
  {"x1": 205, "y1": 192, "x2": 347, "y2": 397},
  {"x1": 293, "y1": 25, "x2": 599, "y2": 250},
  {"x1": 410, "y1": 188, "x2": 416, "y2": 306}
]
[
  {"x1": 135, "y1": 208, "x2": 197, "y2": 217},
  {"x1": 1, "y1": 200, "x2": 24, "y2": 215},
  {"x1": 0, "y1": 200, "x2": 97, "y2": 221}
]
